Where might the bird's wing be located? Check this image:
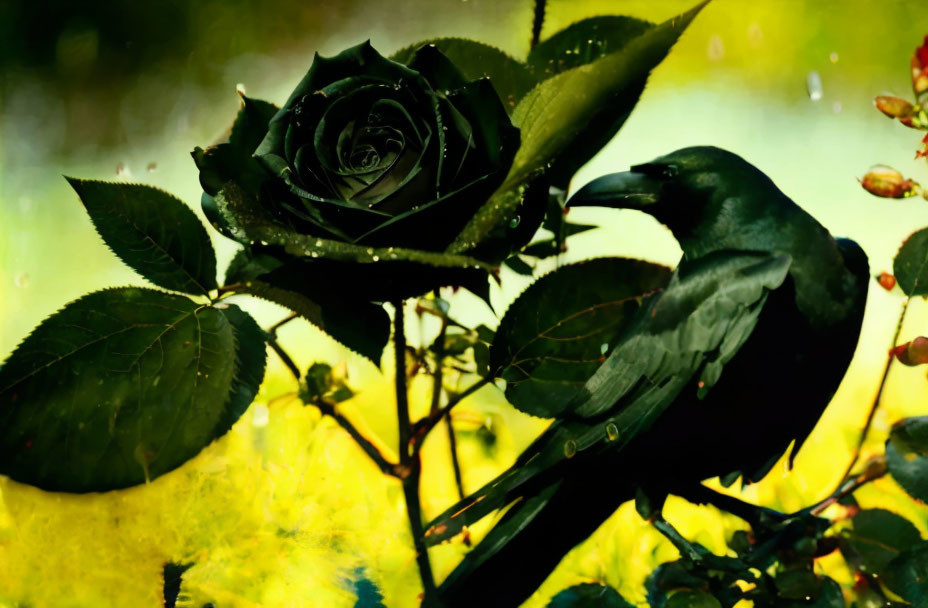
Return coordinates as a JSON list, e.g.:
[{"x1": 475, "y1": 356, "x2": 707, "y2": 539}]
[{"x1": 424, "y1": 250, "x2": 792, "y2": 547}]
